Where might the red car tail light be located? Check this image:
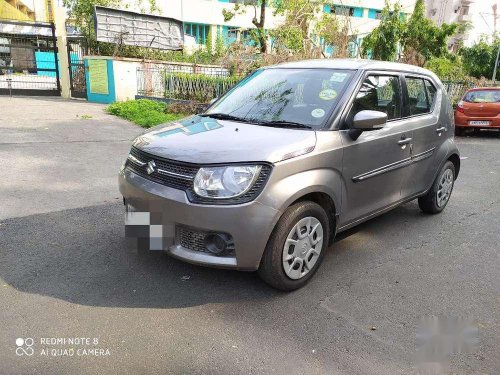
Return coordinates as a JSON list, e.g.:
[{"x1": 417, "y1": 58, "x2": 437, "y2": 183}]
[{"x1": 456, "y1": 100, "x2": 465, "y2": 113}]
